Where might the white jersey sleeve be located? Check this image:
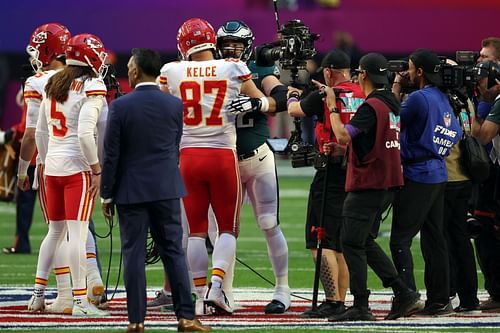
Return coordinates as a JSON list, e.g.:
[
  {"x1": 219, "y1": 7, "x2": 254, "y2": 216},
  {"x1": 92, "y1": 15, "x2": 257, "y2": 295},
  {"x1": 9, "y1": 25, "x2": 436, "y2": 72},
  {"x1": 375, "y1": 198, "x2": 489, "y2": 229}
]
[
  {"x1": 24, "y1": 70, "x2": 57, "y2": 128},
  {"x1": 160, "y1": 59, "x2": 252, "y2": 149}
]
